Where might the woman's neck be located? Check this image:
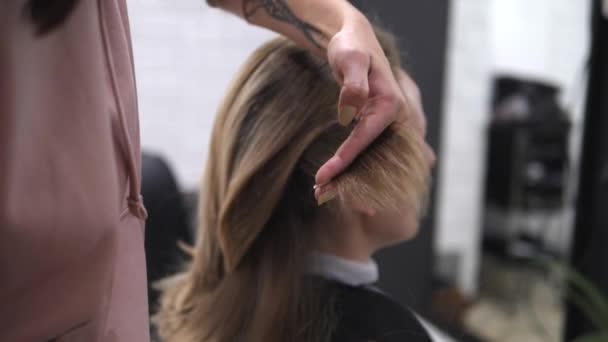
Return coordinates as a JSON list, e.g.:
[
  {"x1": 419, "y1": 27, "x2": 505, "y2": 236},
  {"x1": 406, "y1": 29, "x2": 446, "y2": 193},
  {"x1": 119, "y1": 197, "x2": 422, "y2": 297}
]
[
  {"x1": 313, "y1": 211, "x2": 377, "y2": 263},
  {"x1": 314, "y1": 243, "x2": 372, "y2": 263},
  {"x1": 307, "y1": 252, "x2": 379, "y2": 286}
]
